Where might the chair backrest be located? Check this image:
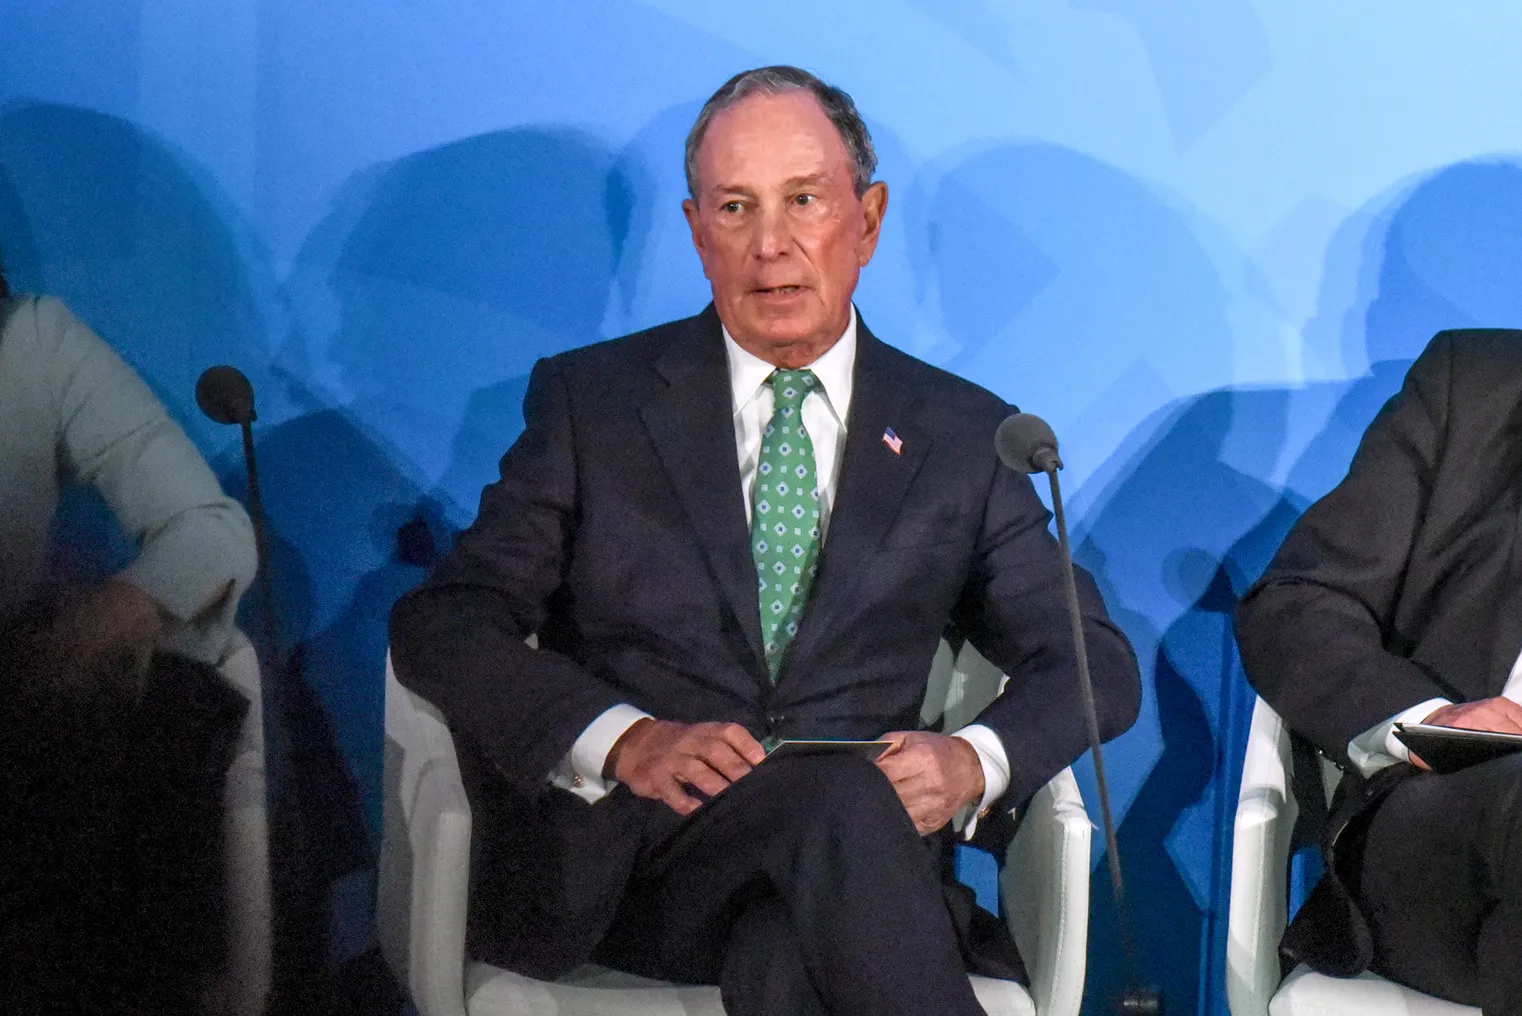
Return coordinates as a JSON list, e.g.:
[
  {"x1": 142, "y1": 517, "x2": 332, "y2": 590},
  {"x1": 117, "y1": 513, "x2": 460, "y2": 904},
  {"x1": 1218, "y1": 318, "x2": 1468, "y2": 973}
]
[
  {"x1": 380, "y1": 653, "x2": 473, "y2": 1016},
  {"x1": 923, "y1": 638, "x2": 1010, "y2": 731},
  {"x1": 217, "y1": 630, "x2": 273, "y2": 1016},
  {"x1": 1229, "y1": 698, "x2": 1294, "y2": 1012}
]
